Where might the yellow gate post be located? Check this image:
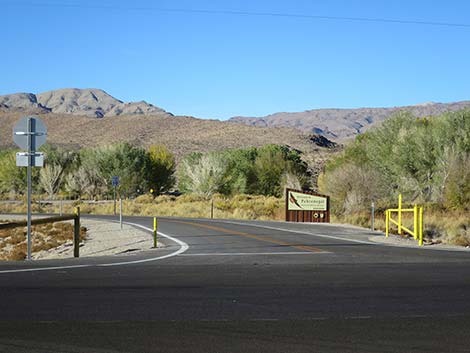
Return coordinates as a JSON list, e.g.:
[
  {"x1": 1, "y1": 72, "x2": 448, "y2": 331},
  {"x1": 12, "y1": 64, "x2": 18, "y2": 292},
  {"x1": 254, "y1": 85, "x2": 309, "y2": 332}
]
[
  {"x1": 385, "y1": 210, "x2": 389, "y2": 237},
  {"x1": 385, "y1": 196, "x2": 424, "y2": 246},
  {"x1": 419, "y1": 207, "x2": 424, "y2": 246},
  {"x1": 398, "y1": 194, "x2": 402, "y2": 235}
]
